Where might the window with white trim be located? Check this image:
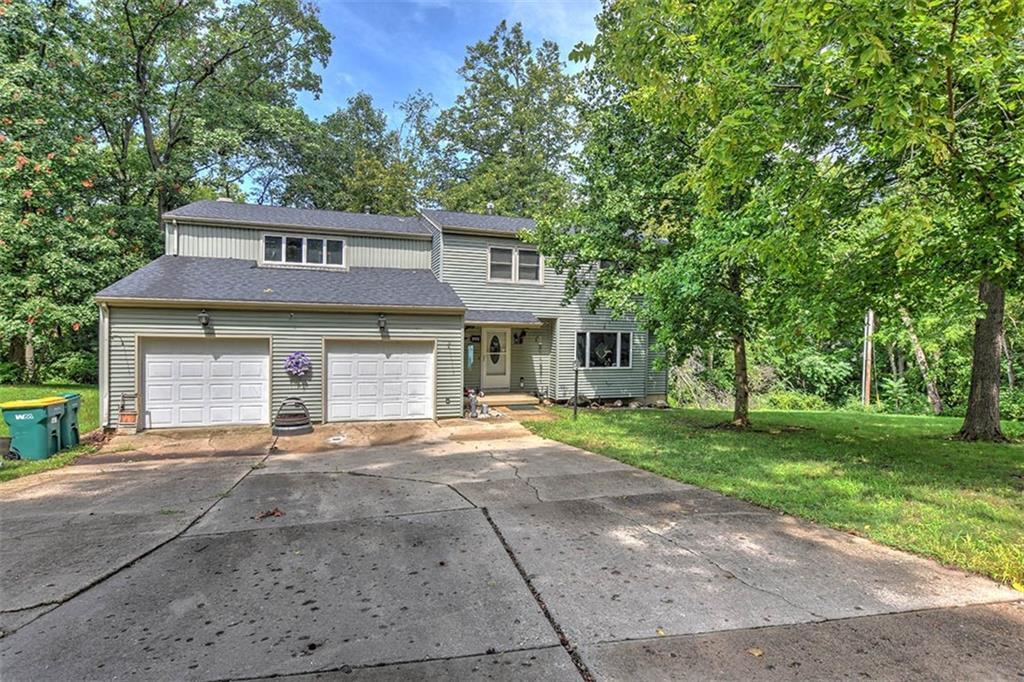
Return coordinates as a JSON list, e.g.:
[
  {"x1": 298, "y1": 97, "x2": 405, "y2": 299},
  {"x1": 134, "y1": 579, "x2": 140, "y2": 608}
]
[
  {"x1": 518, "y1": 249, "x2": 541, "y2": 281},
  {"x1": 263, "y1": 234, "x2": 345, "y2": 267},
  {"x1": 489, "y1": 247, "x2": 514, "y2": 280},
  {"x1": 488, "y1": 246, "x2": 543, "y2": 283},
  {"x1": 575, "y1": 331, "x2": 632, "y2": 368}
]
